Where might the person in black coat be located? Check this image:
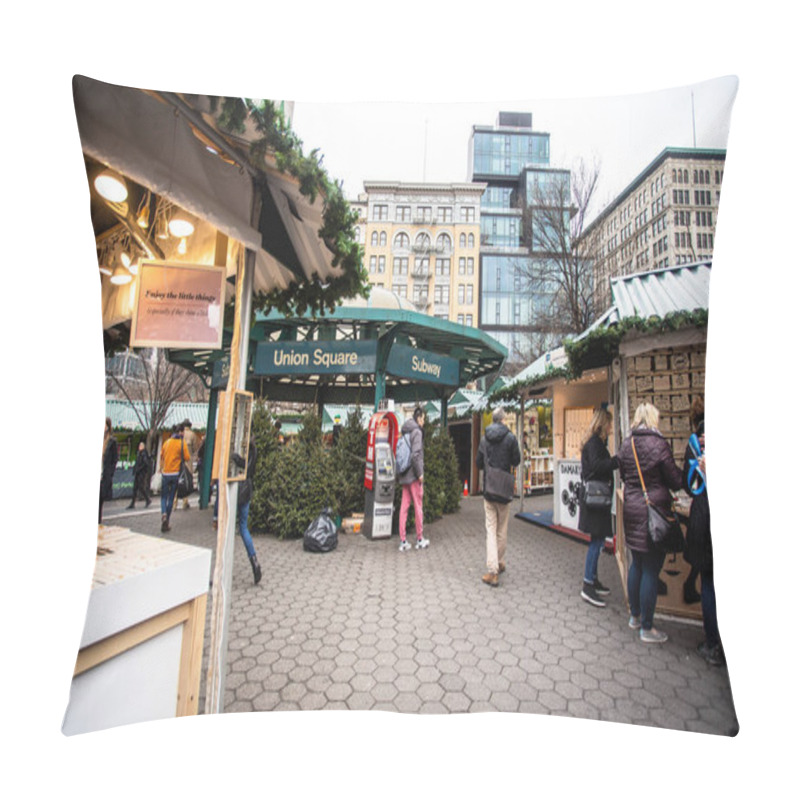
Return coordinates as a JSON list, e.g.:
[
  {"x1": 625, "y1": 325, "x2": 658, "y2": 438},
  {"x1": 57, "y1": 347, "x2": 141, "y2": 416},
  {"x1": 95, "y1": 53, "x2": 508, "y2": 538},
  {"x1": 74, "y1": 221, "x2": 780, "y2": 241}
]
[
  {"x1": 99, "y1": 417, "x2": 118, "y2": 523},
  {"x1": 578, "y1": 408, "x2": 619, "y2": 608},
  {"x1": 127, "y1": 441, "x2": 152, "y2": 509},
  {"x1": 476, "y1": 407, "x2": 521, "y2": 587},
  {"x1": 681, "y1": 398, "x2": 723, "y2": 666}
]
